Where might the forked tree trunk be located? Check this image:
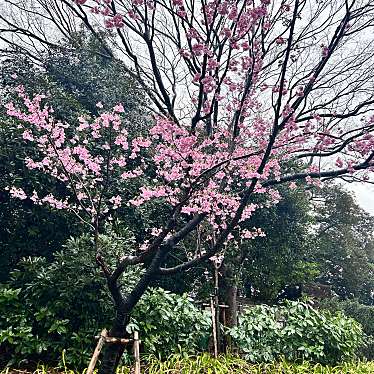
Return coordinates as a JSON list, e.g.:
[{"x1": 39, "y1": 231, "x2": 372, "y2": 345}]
[
  {"x1": 97, "y1": 248, "x2": 165, "y2": 374},
  {"x1": 97, "y1": 308, "x2": 131, "y2": 374}
]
